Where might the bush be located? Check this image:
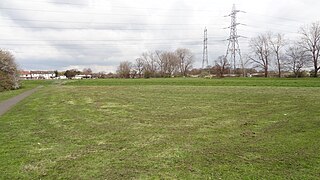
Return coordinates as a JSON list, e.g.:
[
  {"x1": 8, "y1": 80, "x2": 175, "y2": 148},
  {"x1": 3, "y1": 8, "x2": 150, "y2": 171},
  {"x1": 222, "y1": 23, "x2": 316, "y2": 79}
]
[{"x1": 0, "y1": 50, "x2": 20, "y2": 91}]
